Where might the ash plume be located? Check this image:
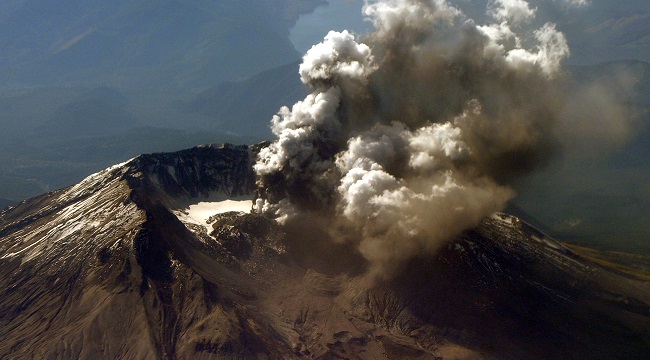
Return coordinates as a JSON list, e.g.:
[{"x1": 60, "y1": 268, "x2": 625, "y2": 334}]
[{"x1": 253, "y1": 0, "x2": 634, "y2": 278}]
